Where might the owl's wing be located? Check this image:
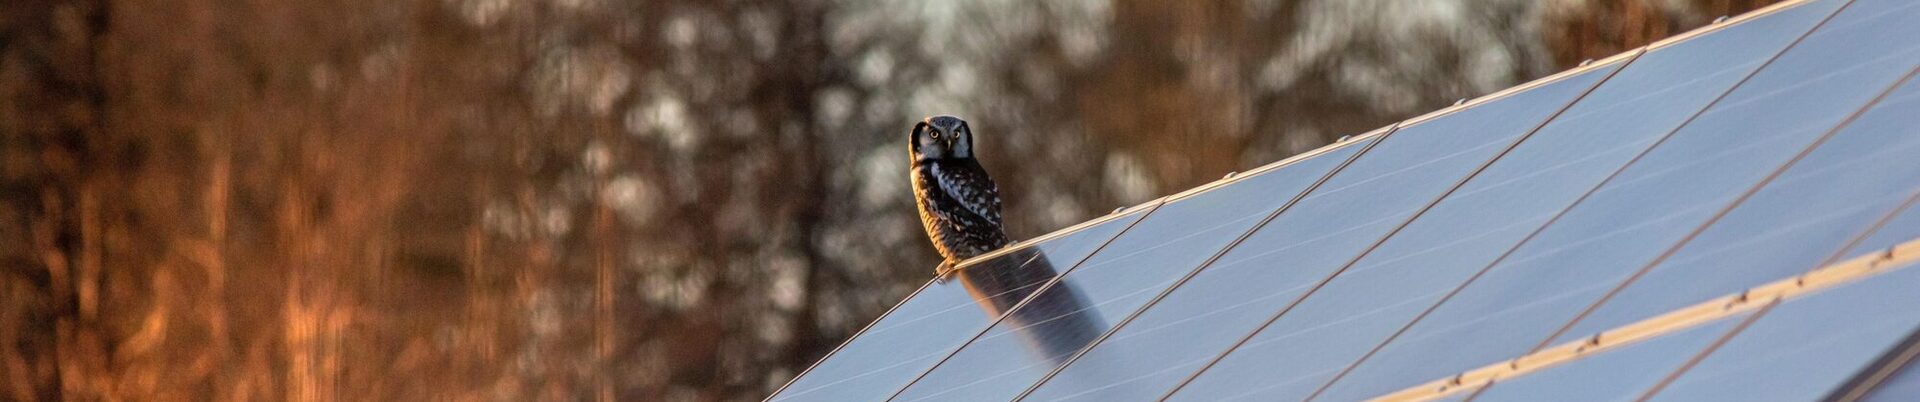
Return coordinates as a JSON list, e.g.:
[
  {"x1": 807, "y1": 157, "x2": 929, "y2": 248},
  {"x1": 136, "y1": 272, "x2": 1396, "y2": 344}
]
[{"x1": 930, "y1": 162, "x2": 1004, "y2": 226}]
